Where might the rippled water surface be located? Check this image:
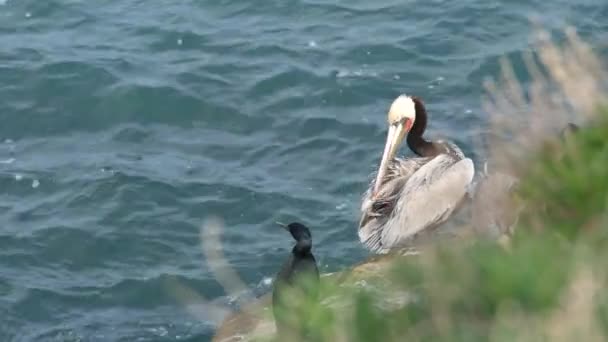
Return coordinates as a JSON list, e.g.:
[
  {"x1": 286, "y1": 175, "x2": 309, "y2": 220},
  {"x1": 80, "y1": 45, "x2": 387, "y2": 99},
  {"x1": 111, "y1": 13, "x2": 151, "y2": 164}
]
[{"x1": 1, "y1": 0, "x2": 607, "y2": 340}]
